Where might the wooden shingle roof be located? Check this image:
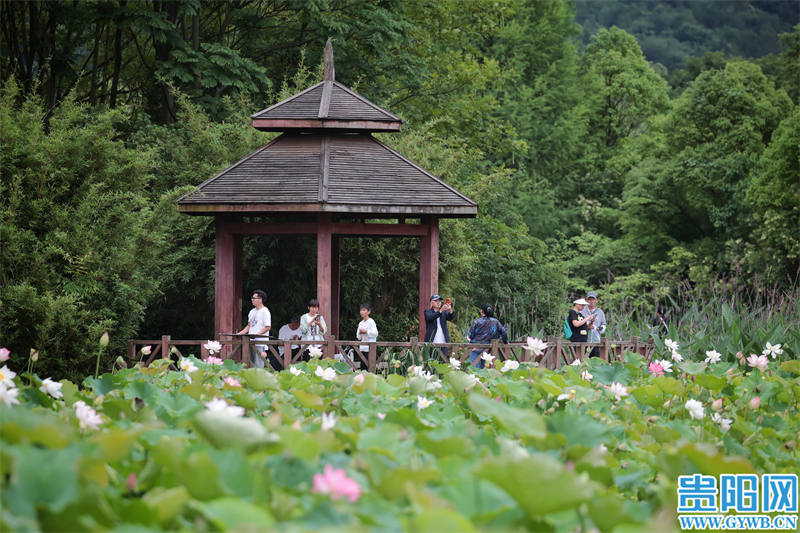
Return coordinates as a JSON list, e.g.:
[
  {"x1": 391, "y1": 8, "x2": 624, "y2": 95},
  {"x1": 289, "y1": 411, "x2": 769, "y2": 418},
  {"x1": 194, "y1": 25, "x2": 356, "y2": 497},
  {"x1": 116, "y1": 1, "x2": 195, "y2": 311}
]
[{"x1": 178, "y1": 133, "x2": 477, "y2": 217}]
